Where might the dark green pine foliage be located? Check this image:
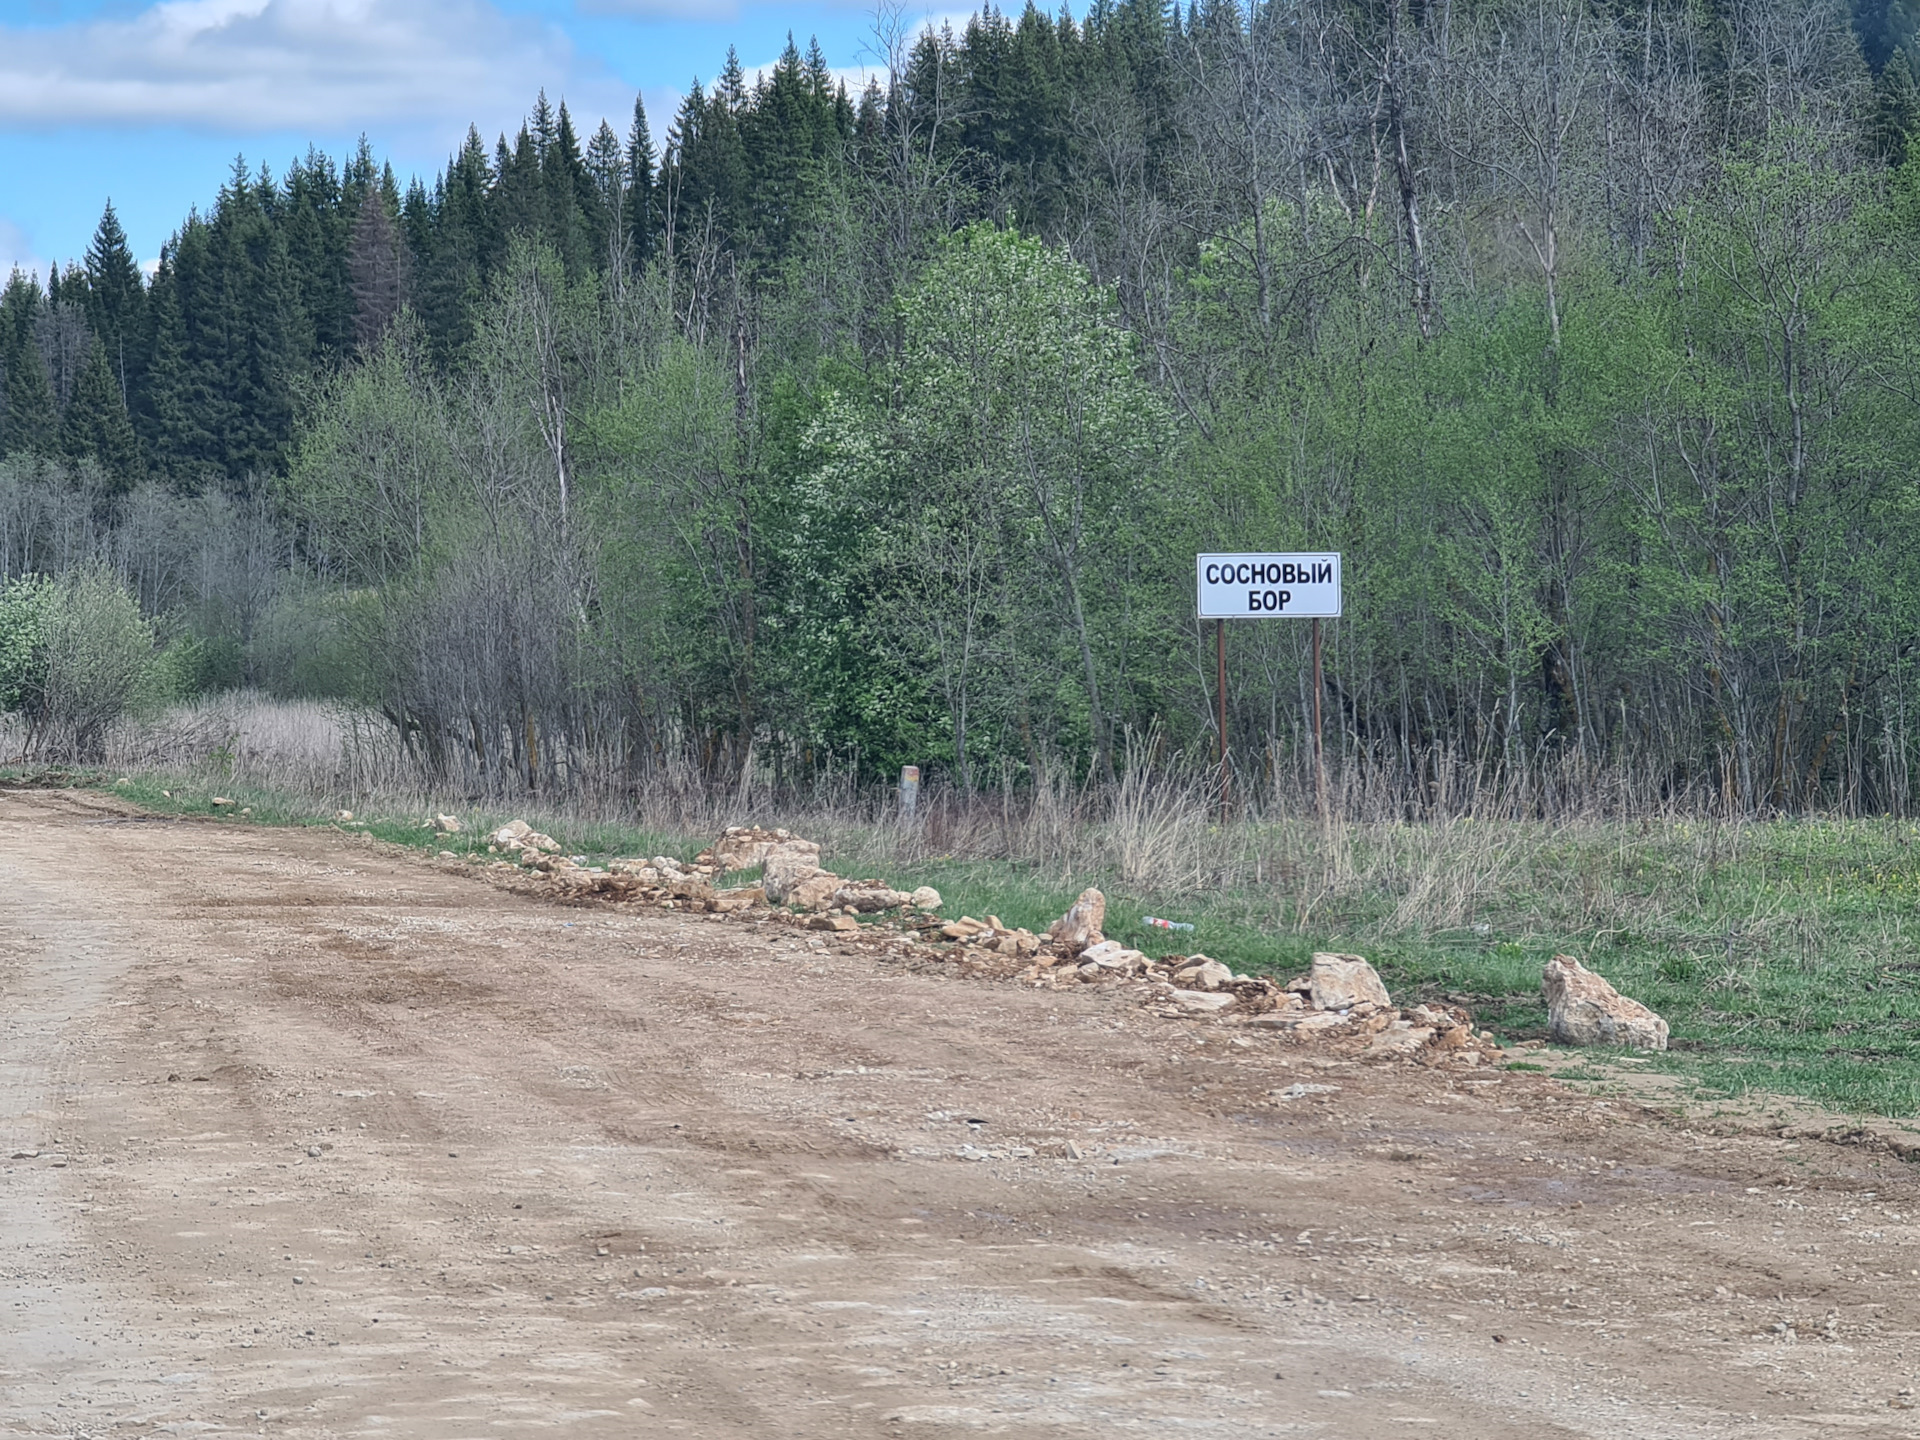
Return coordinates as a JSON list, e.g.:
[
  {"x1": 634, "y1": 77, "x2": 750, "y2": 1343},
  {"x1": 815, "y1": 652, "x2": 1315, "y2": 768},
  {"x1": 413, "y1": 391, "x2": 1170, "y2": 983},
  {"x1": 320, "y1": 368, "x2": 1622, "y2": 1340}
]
[
  {"x1": 0, "y1": 270, "x2": 56, "y2": 457},
  {"x1": 544, "y1": 101, "x2": 599, "y2": 276},
  {"x1": 141, "y1": 221, "x2": 227, "y2": 487},
  {"x1": 492, "y1": 125, "x2": 547, "y2": 258},
  {"x1": 81, "y1": 201, "x2": 147, "y2": 409},
  {"x1": 60, "y1": 336, "x2": 143, "y2": 489},
  {"x1": 670, "y1": 55, "x2": 752, "y2": 248},
  {"x1": 625, "y1": 97, "x2": 656, "y2": 266},
  {"x1": 1876, "y1": 48, "x2": 1920, "y2": 161},
  {"x1": 348, "y1": 184, "x2": 408, "y2": 349},
  {"x1": 586, "y1": 118, "x2": 626, "y2": 274},
  {"x1": 281, "y1": 149, "x2": 353, "y2": 363},
  {"x1": 739, "y1": 36, "x2": 850, "y2": 261},
  {"x1": 413, "y1": 128, "x2": 493, "y2": 359},
  {"x1": 959, "y1": 5, "x2": 1079, "y2": 229},
  {"x1": 1080, "y1": 0, "x2": 1180, "y2": 192},
  {"x1": 195, "y1": 160, "x2": 311, "y2": 485}
]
